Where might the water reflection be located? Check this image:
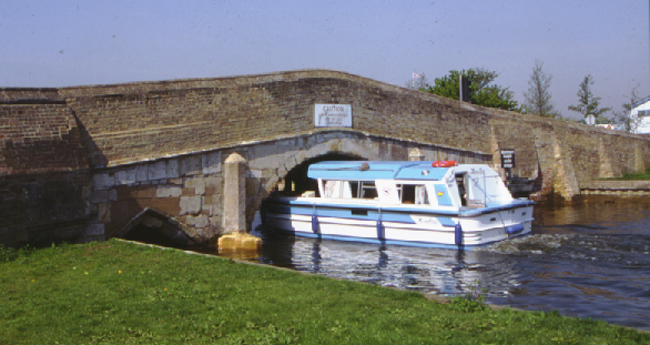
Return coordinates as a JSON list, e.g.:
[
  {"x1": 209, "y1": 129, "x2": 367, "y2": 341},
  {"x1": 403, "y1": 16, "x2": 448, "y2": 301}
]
[
  {"x1": 256, "y1": 233, "x2": 527, "y2": 298},
  {"x1": 230, "y1": 202, "x2": 650, "y2": 331}
]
